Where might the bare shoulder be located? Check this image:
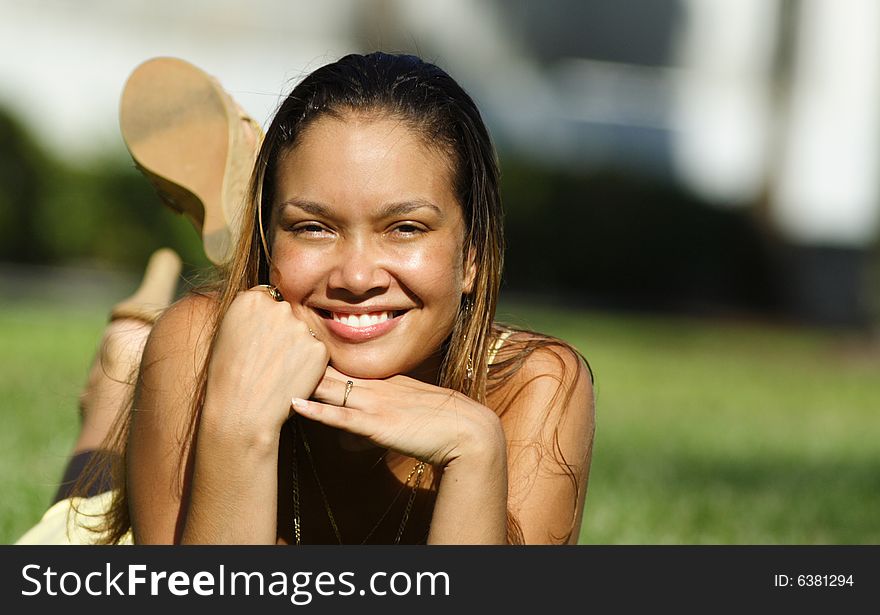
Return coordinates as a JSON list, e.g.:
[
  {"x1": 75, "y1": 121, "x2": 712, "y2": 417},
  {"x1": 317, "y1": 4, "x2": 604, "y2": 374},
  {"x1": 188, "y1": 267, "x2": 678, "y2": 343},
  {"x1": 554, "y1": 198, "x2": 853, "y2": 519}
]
[
  {"x1": 488, "y1": 327, "x2": 595, "y2": 544},
  {"x1": 136, "y1": 291, "x2": 220, "y2": 430},
  {"x1": 142, "y1": 292, "x2": 218, "y2": 362},
  {"x1": 488, "y1": 328, "x2": 594, "y2": 428}
]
